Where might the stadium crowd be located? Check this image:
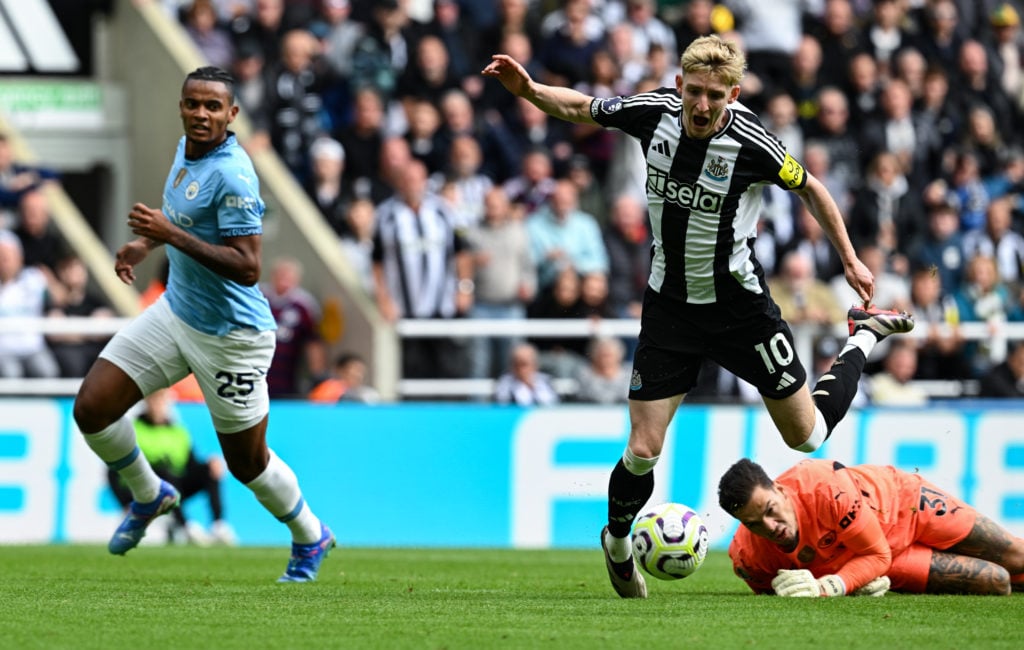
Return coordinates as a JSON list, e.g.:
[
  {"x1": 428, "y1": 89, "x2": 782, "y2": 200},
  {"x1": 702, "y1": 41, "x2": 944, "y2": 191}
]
[{"x1": 4, "y1": 0, "x2": 1024, "y2": 402}]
